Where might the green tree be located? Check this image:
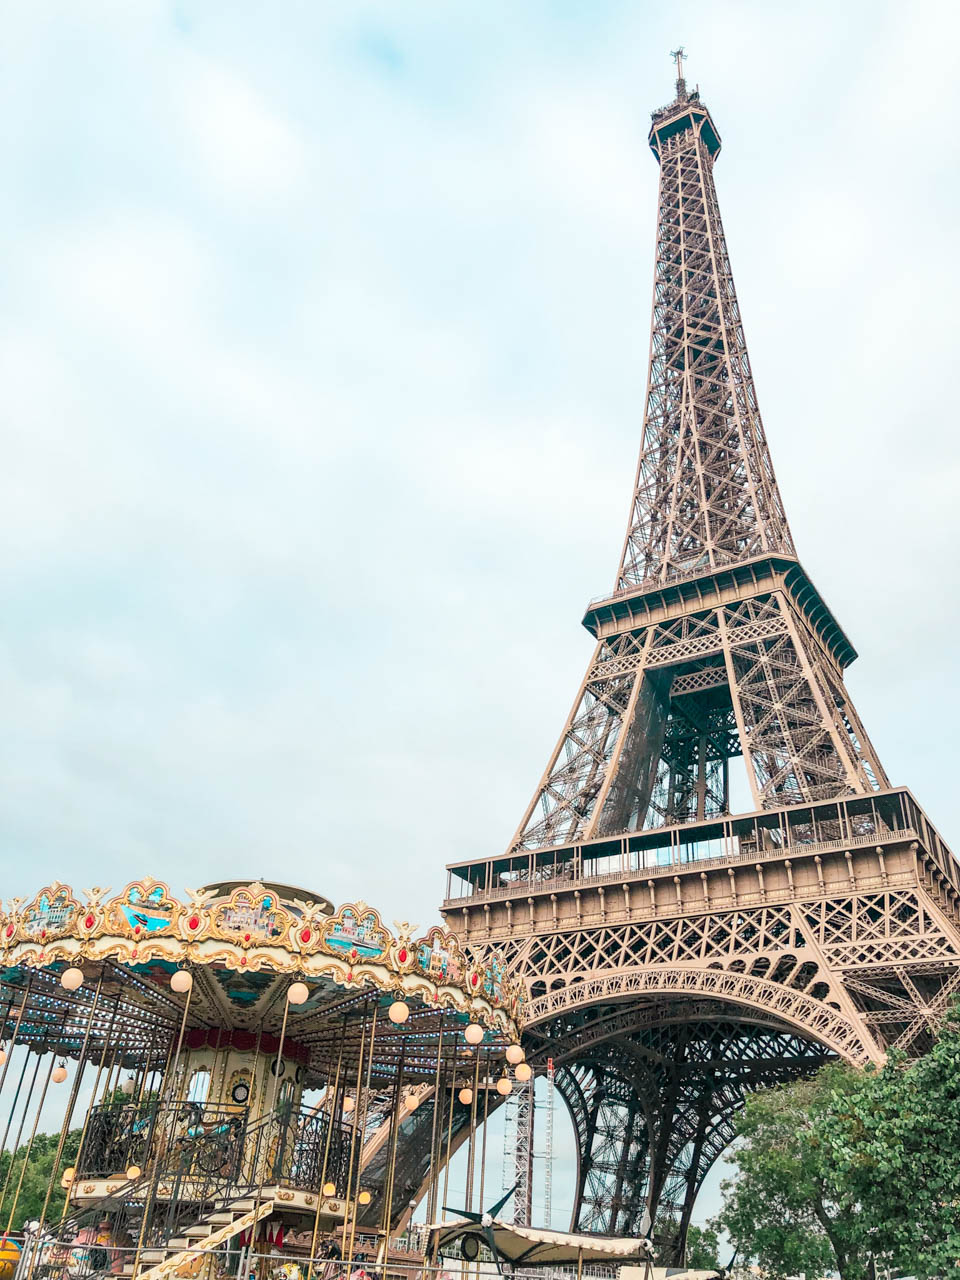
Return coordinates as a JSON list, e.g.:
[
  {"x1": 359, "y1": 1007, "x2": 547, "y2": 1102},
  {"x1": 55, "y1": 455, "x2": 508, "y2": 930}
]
[
  {"x1": 713, "y1": 1065, "x2": 866, "y2": 1280},
  {"x1": 684, "y1": 1223, "x2": 721, "y2": 1269},
  {"x1": 0, "y1": 1128, "x2": 82, "y2": 1231},
  {"x1": 821, "y1": 1010, "x2": 960, "y2": 1277}
]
